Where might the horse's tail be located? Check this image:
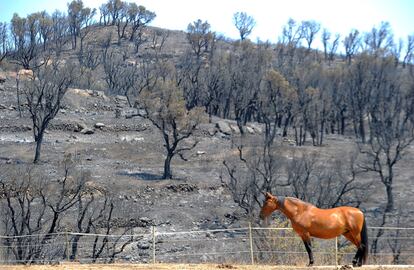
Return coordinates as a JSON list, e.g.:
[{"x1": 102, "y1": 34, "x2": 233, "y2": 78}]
[{"x1": 360, "y1": 215, "x2": 369, "y2": 264}]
